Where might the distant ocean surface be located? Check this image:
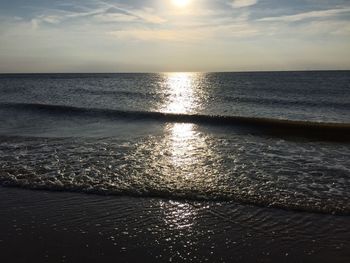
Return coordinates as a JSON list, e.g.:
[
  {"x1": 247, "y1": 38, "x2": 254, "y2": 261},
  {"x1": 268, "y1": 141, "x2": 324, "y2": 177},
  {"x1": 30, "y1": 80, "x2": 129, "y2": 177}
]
[{"x1": 1, "y1": 71, "x2": 350, "y2": 215}]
